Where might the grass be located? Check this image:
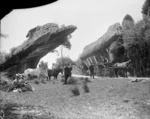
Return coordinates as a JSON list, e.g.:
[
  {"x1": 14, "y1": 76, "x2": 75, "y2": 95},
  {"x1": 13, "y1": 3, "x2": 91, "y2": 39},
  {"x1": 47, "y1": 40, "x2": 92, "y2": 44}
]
[
  {"x1": 1, "y1": 77, "x2": 150, "y2": 119},
  {"x1": 0, "y1": 99, "x2": 59, "y2": 119}
]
